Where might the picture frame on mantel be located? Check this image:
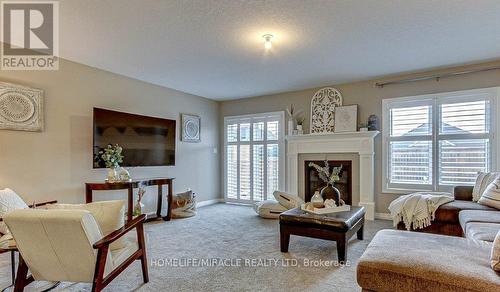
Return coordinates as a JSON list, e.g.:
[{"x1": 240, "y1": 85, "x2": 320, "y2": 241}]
[
  {"x1": 334, "y1": 105, "x2": 358, "y2": 132},
  {"x1": 181, "y1": 113, "x2": 201, "y2": 142}
]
